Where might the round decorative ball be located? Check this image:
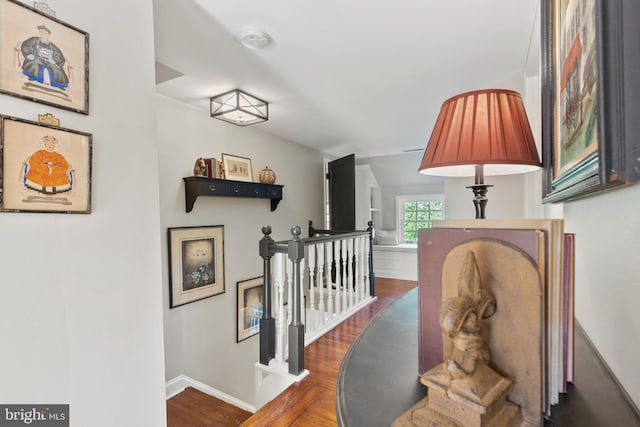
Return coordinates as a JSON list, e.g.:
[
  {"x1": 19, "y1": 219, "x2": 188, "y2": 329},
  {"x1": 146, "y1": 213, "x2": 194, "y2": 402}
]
[{"x1": 259, "y1": 166, "x2": 276, "y2": 184}]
